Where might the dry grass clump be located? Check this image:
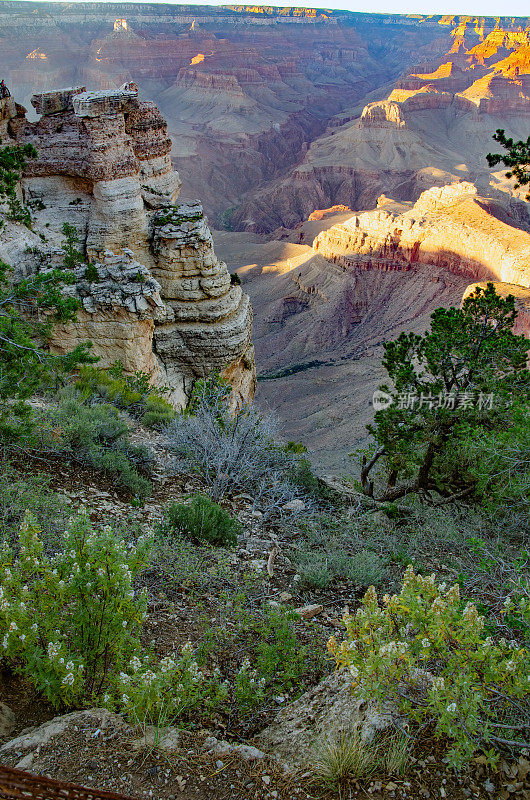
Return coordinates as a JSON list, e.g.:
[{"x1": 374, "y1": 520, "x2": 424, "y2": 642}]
[
  {"x1": 311, "y1": 727, "x2": 411, "y2": 787},
  {"x1": 311, "y1": 728, "x2": 379, "y2": 786}
]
